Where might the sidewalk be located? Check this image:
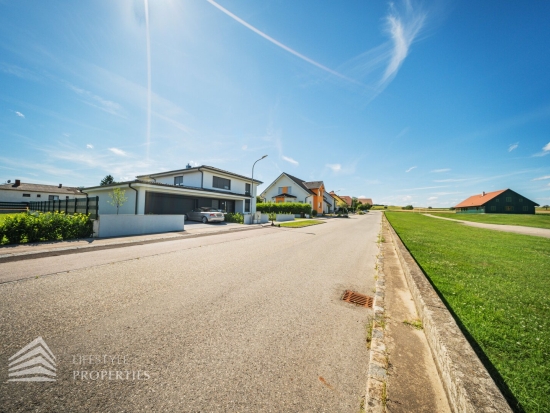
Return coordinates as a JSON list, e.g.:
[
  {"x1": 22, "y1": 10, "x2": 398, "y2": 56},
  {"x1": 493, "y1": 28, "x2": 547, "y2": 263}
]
[
  {"x1": 0, "y1": 223, "x2": 262, "y2": 262},
  {"x1": 424, "y1": 213, "x2": 550, "y2": 238}
]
